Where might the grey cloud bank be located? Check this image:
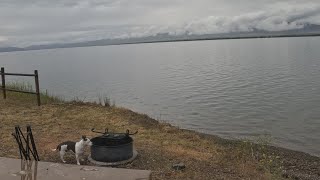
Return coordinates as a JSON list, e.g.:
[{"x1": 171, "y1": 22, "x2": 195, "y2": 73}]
[{"x1": 0, "y1": 0, "x2": 319, "y2": 47}]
